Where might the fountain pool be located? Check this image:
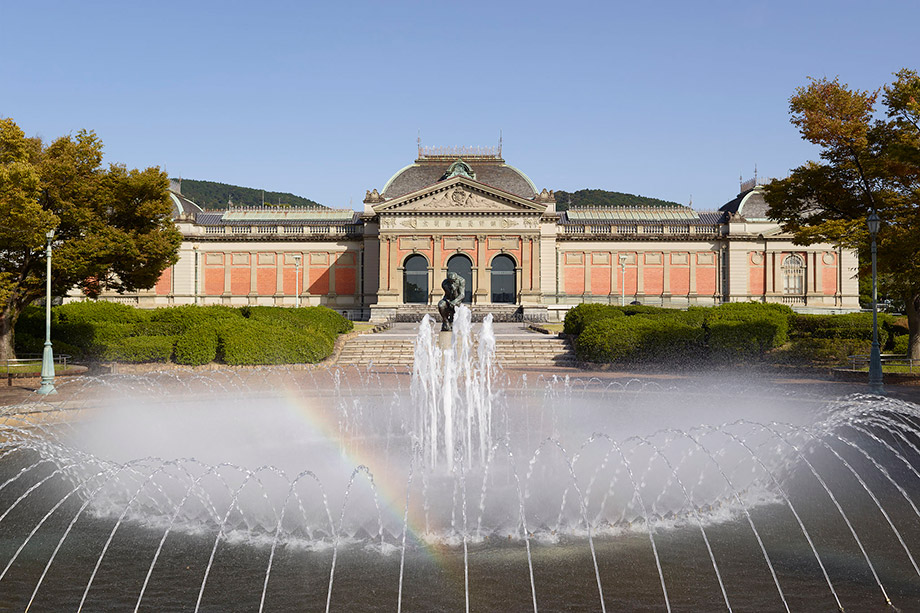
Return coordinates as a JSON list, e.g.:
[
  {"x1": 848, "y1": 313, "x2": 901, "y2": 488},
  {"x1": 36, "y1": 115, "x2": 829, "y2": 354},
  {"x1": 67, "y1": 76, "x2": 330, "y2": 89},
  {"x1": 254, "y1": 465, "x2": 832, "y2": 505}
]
[{"x1": 2, "y1": 310, "x2": 920, "y2": 611}]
